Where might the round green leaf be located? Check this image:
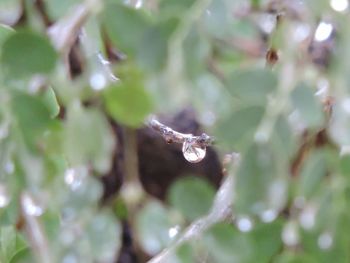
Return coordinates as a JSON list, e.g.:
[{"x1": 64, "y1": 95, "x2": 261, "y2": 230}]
[
  {"x1": 1, "y1": 31, "x2": 57, "y2": 77},
  {"x1": 168, "y1": 176, "x2": 215, "y2": 221}
]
